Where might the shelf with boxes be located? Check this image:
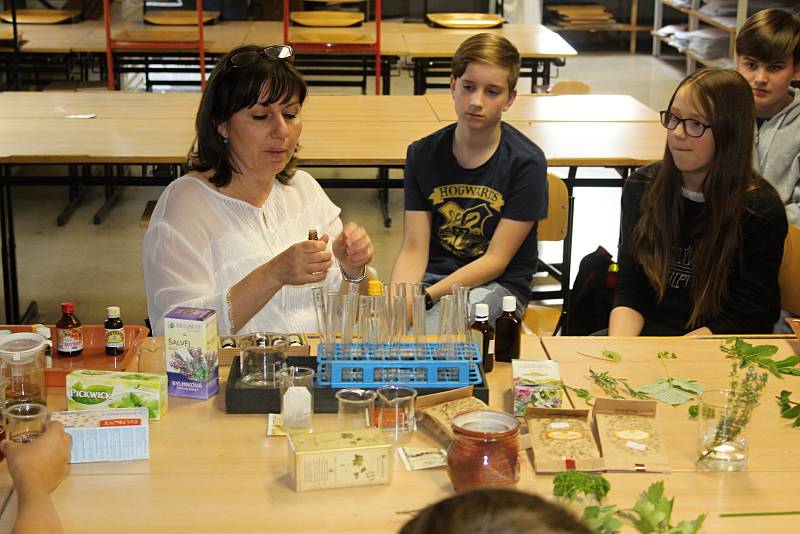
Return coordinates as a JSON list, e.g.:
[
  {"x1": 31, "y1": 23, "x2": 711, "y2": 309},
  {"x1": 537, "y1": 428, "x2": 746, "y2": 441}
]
[
  {"x1": 544, "y1": 1, "x2": 651, "y2": 53},
  {"x1": 652, "y1": 0, "x2": 790, "y2": 73}
]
